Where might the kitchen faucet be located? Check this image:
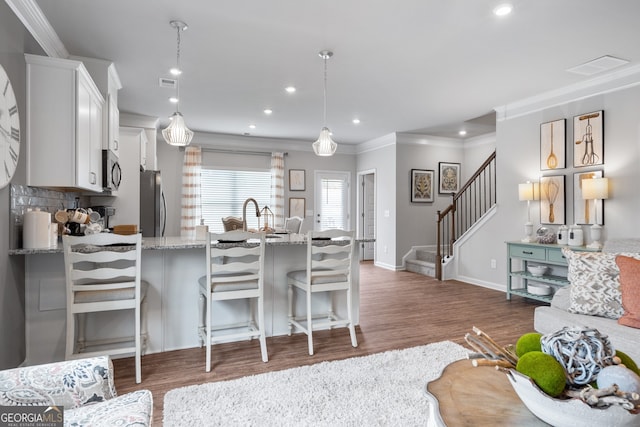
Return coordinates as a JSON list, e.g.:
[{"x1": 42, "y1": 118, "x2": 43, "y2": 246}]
[{"x1": 242, "y1": 198, "x2": 261, "y2": 231}]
